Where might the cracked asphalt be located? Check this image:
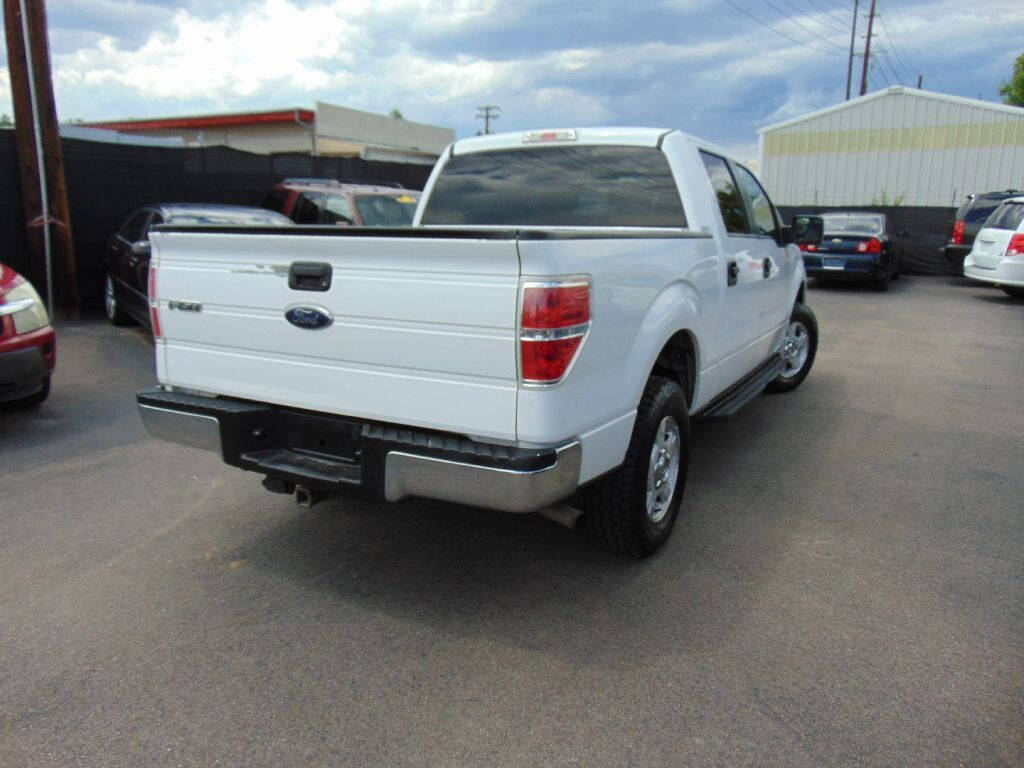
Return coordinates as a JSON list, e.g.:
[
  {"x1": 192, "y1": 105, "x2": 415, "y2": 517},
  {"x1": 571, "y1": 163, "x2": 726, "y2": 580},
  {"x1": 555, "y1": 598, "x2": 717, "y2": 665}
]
[{"x1": 1, "y1": 276, "x2": 1022, "y2": 767}]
